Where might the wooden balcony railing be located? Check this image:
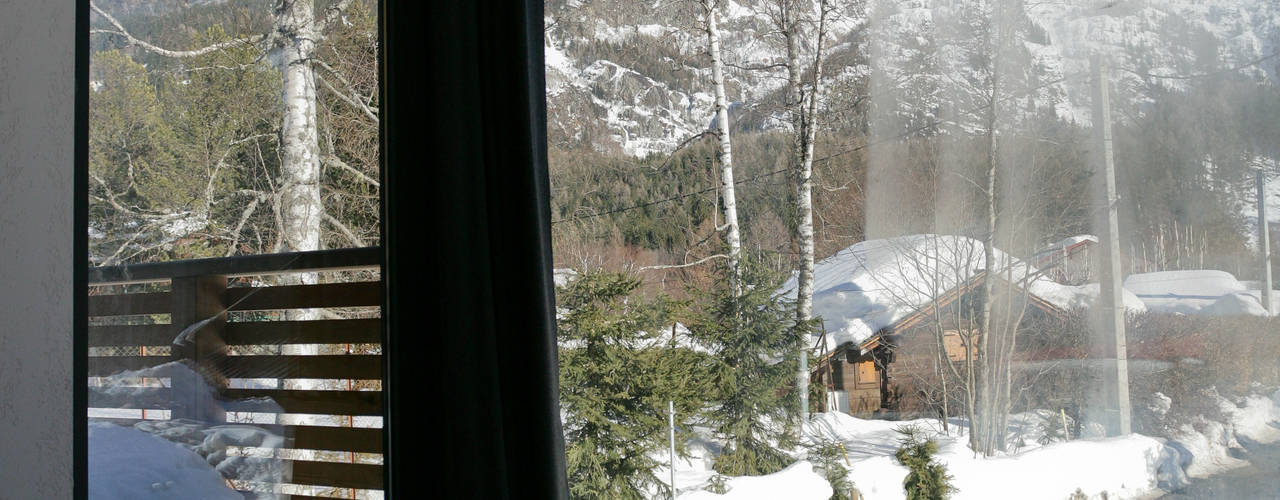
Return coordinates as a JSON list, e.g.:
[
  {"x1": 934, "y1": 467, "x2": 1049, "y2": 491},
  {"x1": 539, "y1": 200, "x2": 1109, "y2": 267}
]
[{"x1": 88, "y1": 247, "x2": 384, "y2": 498}]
